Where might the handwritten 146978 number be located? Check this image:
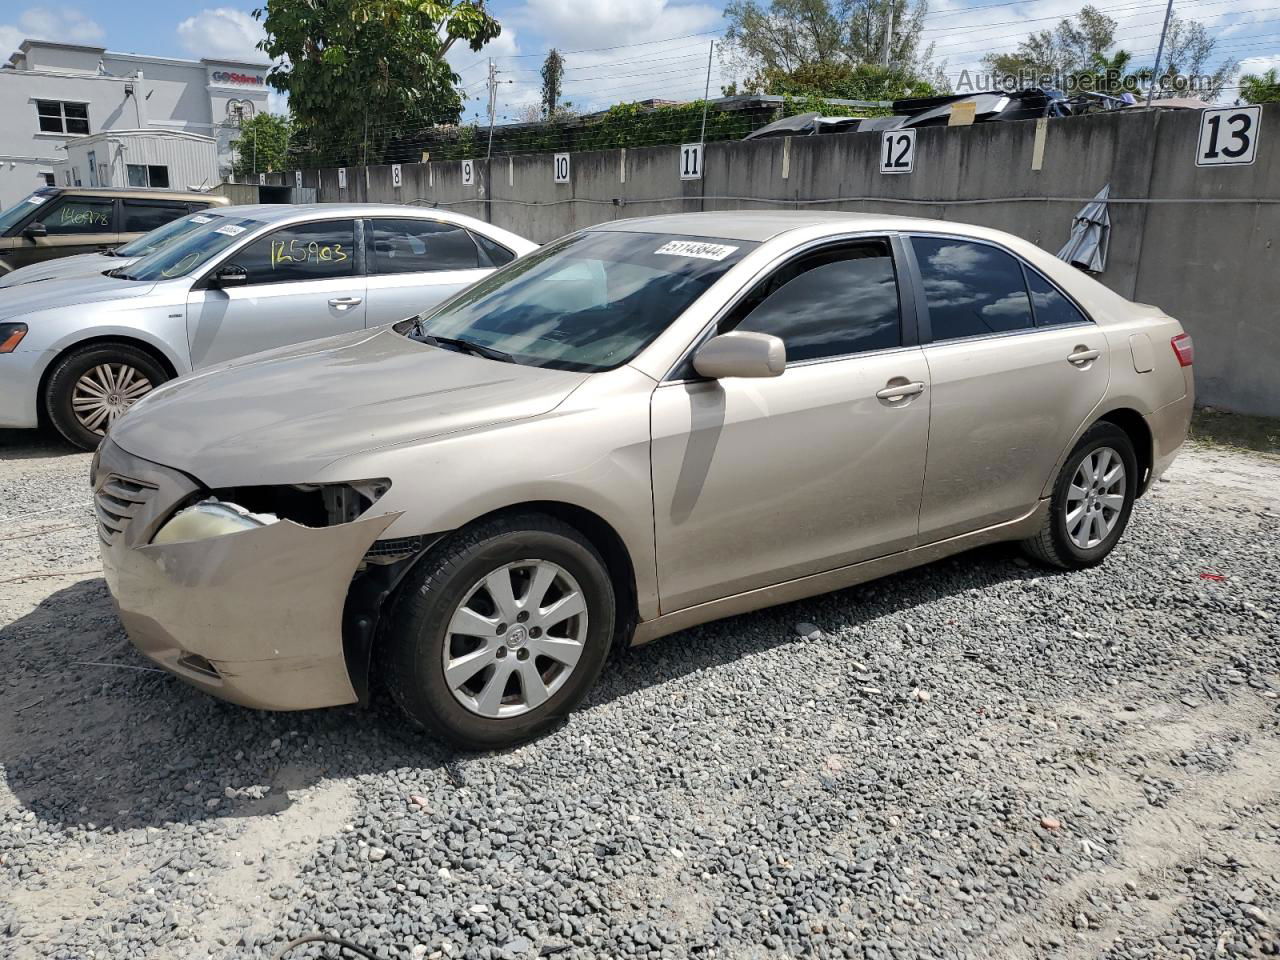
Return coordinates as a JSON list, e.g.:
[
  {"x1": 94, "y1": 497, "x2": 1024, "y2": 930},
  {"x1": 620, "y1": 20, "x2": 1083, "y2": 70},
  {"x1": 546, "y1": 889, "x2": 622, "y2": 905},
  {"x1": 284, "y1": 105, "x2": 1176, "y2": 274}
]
[{"x1": 270, "y1": 238, "x2": 349, "y2": 269}]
